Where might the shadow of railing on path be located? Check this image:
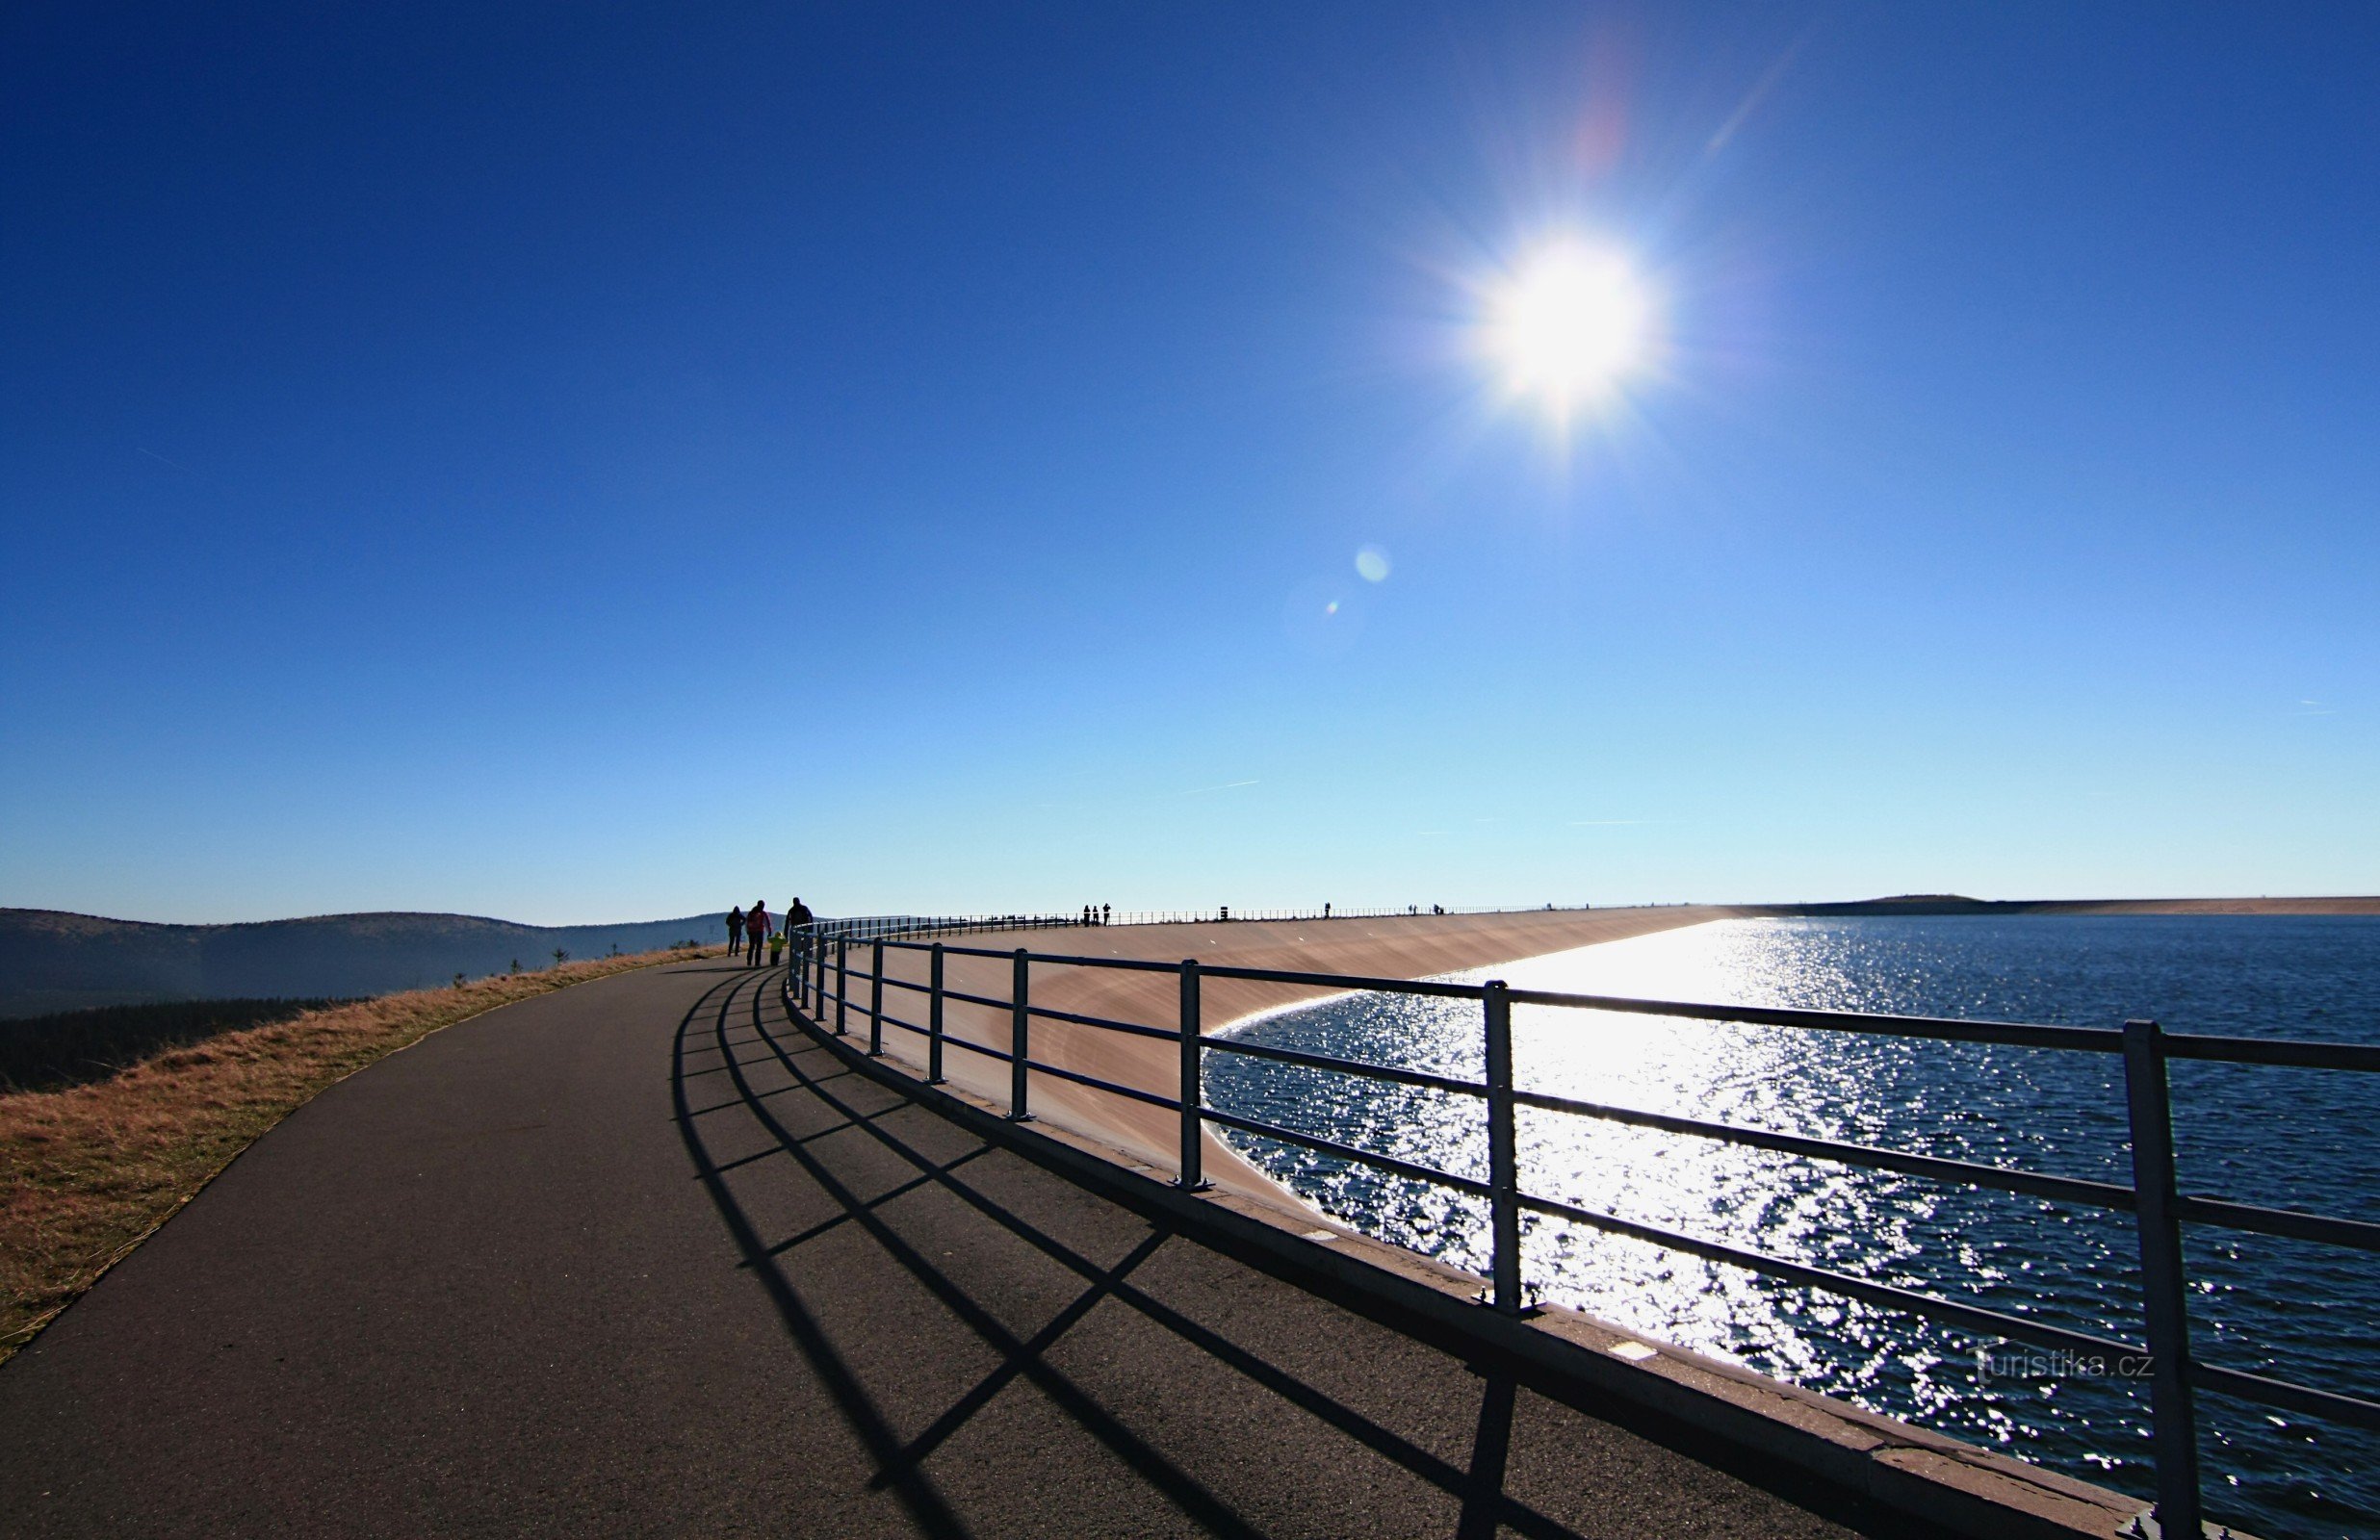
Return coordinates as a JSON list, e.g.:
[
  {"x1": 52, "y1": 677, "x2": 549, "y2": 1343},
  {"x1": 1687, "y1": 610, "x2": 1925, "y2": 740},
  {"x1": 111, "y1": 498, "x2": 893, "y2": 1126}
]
[{"x1": 669, "y1": 967, "x2": 1594, "y2": 1540}]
